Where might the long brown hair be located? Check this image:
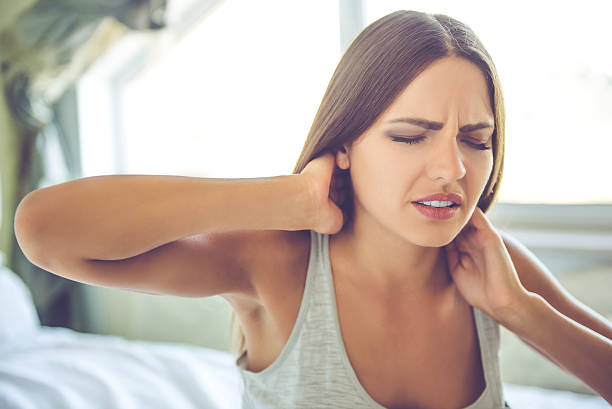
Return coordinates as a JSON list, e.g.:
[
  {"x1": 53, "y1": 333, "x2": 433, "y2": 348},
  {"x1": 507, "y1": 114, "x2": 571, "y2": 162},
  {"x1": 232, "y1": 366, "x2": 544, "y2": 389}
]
[{"x1": 229, "y1": 9, "x2": 506, "y2": 360}]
